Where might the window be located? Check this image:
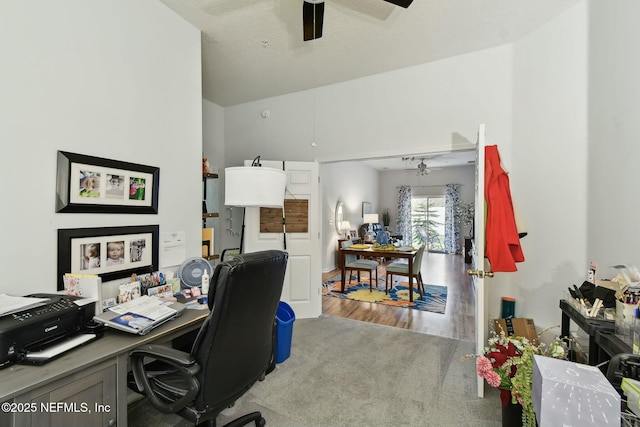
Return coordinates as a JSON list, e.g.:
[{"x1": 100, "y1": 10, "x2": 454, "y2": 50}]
[{"x1": 411, "y1": 196, "x2": 445, "y2": 252}]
